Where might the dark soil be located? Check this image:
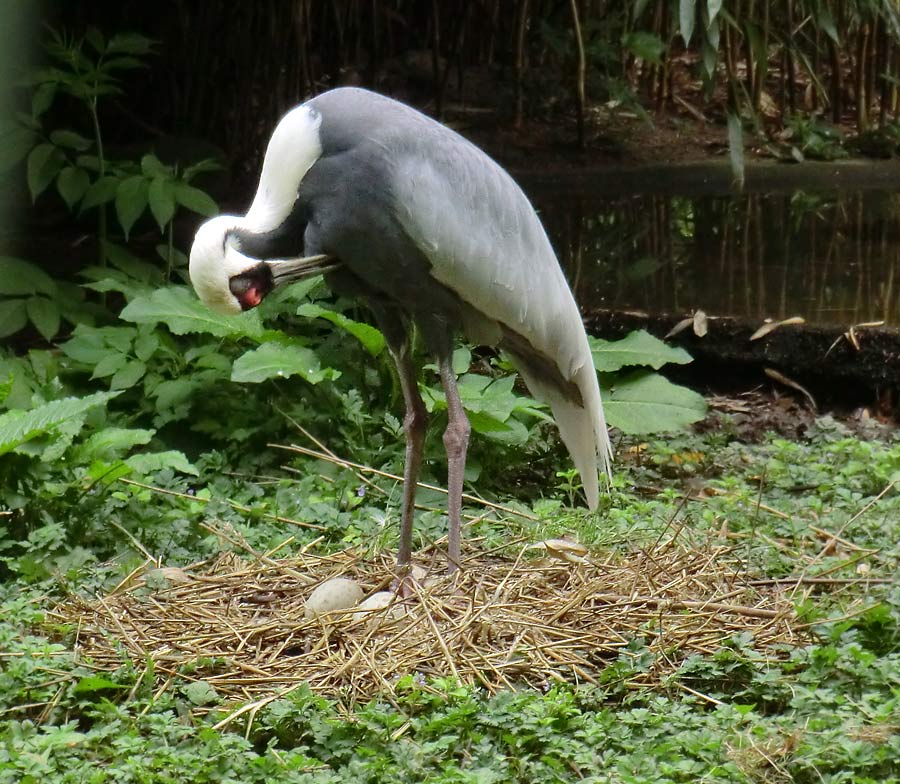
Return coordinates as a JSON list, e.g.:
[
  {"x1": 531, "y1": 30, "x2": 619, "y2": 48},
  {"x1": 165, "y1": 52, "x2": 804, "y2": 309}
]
[{"x1": 586, "y1": 307, "x2": 900, "y2": 429}]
